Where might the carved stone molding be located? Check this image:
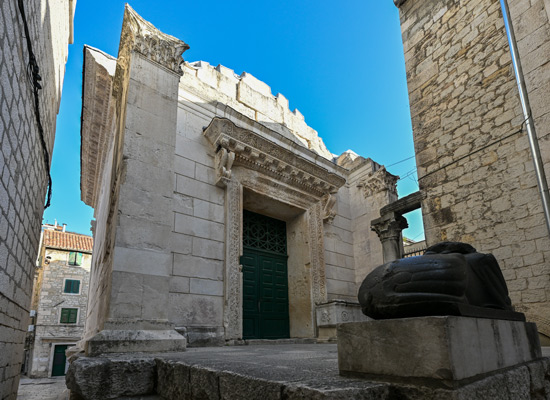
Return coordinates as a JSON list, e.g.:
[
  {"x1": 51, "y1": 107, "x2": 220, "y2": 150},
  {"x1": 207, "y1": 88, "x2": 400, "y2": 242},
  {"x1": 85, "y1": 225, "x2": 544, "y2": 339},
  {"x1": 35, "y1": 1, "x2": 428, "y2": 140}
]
[
  {"x1": 214, "y1": 147, "x2": 235, "y2": 187},
  {"x1": 224, "y1": 180, "x2": 243, "y2": 340},
  {"x1": 309, "y1": 203, "x2": 327, "y2": 304},
  {"x1": 238, "y1": 174, "x2": 317, "y2": 210},
  {"x1": 119, "y1": 5, "x2": 189, "y2": 76},
  {"x1": 204, "y1": 118, "x2": 346, "y2": 199},
  {"x1": 81, "y1": 46, "x2": 117, "y2": 208},
  {"x1": 321, "y1": 192, "x2": 337, "y2": 223},
  {"x1": 371, "y1": 213, "x2": 409, "y2": 241},
  {"x1": 358, "y1": 167, "x2": 398, "y2": 198}
]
